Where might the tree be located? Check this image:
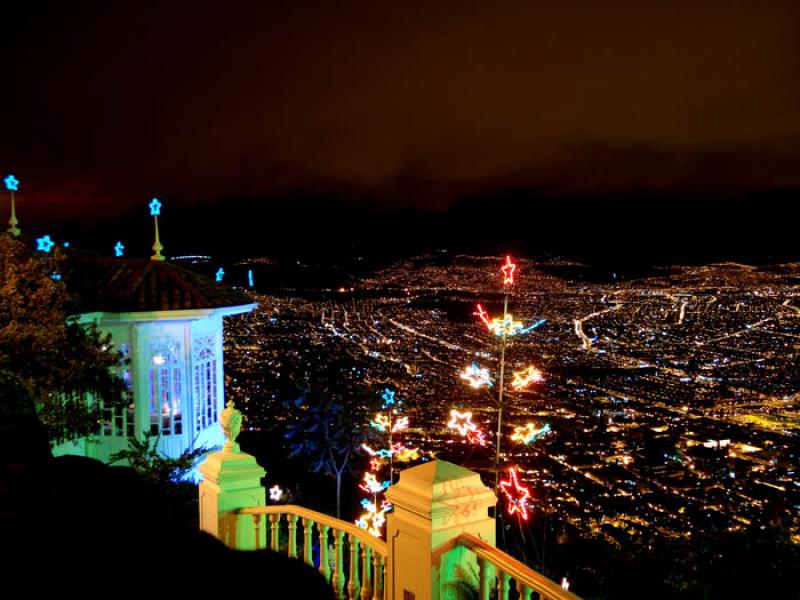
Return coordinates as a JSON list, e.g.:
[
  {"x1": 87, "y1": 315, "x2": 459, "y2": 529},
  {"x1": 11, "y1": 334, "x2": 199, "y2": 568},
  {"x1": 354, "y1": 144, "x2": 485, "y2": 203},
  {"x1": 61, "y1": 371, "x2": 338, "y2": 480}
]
[
  {"x1": 283, "y1": 381, "x2": 381, "y2": 519},
  {"x1": 0, "y1": 235, "x2": 124, "y2": 443}
]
